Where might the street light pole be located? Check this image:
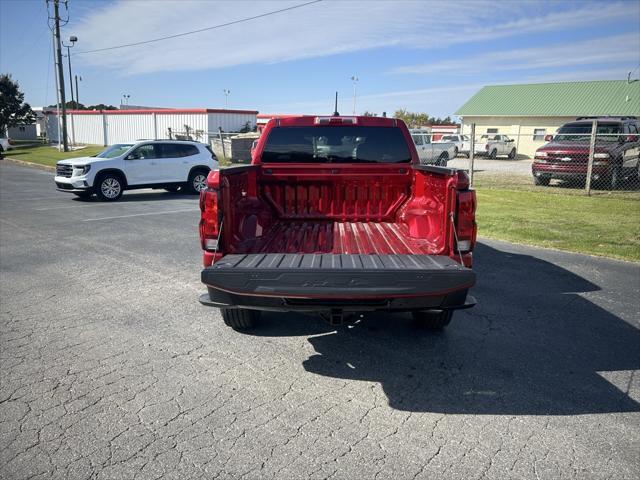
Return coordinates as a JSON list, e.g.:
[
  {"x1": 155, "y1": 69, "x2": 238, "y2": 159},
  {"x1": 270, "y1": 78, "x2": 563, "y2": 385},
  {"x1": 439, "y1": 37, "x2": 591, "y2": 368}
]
[
  {"x1": 223, "y1": 89, "x2": 231, "y2": 109},
  {"x1": 350, "y1": 75, "x2": 358, "y2": 115},
  {"x1": 75, "y1": 75, "x2": 81, "y2": 105},
  {"x1": 63, "y1": 36, "x2": 77, "y2": 146}
]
